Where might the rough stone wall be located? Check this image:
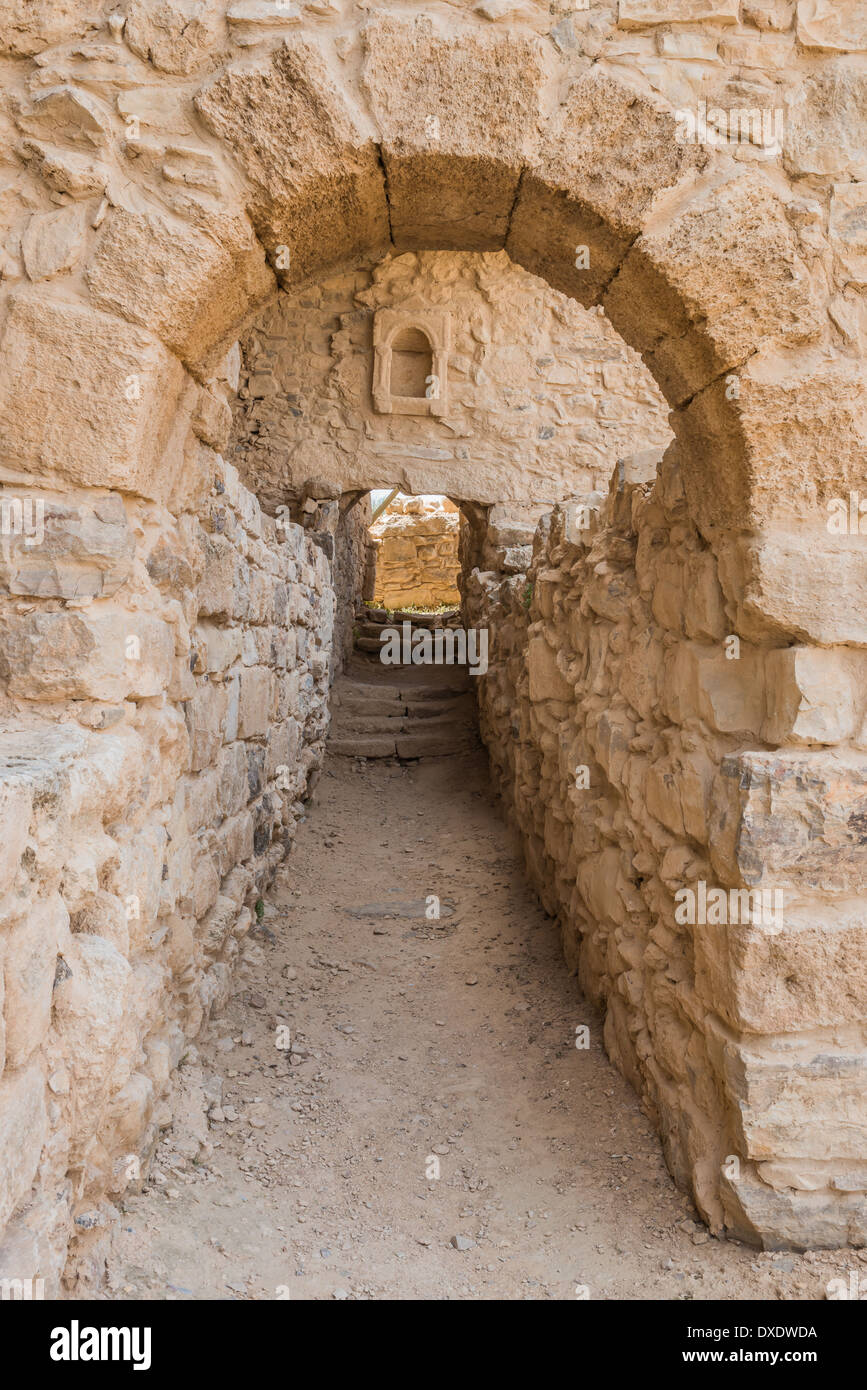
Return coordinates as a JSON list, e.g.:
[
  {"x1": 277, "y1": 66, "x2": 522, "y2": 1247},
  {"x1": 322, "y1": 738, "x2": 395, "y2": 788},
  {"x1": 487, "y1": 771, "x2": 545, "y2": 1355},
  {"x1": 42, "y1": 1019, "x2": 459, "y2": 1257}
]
[
  {"x1": 229, "y1": 251, "x2": 672, "y2": 510},
  {"x1": 465, "y1": 453, "x2": 867, "y2": 1249},
  {"x1": 0, "y1": 452, "x2": 335, "y2": 1292},
  {"x1": 371, "y1": 495, "x2": 460, "y2": 609},
  {"x1": 332, "y1": 492, "x2": 374, "y2": 672}
]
